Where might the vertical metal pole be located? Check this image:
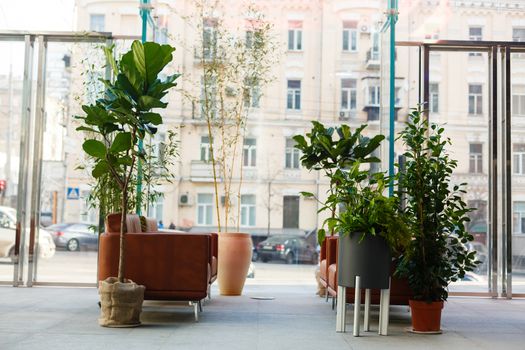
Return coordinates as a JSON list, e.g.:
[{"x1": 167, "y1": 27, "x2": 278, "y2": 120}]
[
  {"x1": 27, "y1": 35, "x2": 47, "y2": 286},
  {"x1": 335, "y1": 286, "x2": 346, "y2": 332},
  {"x1": 379, "y1": 278, "x2": 391, "y2": 336},
  {"x1": 388, "y1": 0, "x2": 397, "y2": 197},
  {"x1": 363, "y1": 289, "x2": 371, "y2": 332},
  {"x1": 489, "y1": 46, "x2": 499, "y2": 297},
  {"x1": 503, "y1": 46, "x2": 512, "y2": 298},
  {"x1": 423, "y1": 45, "x2": 430, "y2": 123},
  {"x1": 14, "y1": 35, "x2": 34, "y2": 287},
  {"x1": 353, "y1": 276, "x2": 361, "y2": 337}
]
